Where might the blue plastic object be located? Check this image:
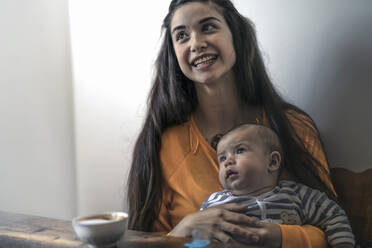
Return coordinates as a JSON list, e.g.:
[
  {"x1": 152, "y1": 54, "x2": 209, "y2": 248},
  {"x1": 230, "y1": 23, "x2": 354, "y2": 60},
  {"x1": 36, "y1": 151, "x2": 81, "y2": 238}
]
[{"x1": 184, "y1": 239, "x2": 211, "y2": 248}]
